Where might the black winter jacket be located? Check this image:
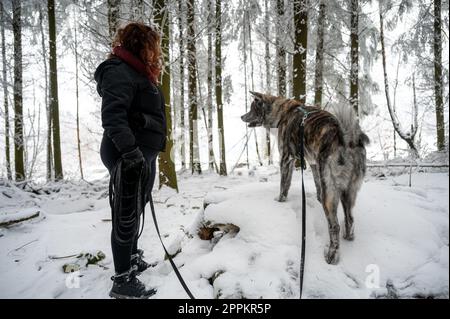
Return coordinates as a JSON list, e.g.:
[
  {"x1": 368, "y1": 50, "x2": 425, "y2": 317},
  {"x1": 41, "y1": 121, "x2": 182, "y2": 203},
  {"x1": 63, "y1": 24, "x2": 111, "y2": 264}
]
[{"x1": 94, "y1": 57, "x2": 166, "y2": 153}]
